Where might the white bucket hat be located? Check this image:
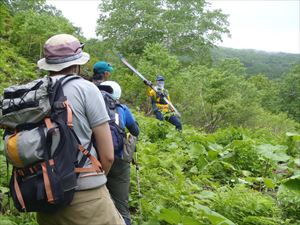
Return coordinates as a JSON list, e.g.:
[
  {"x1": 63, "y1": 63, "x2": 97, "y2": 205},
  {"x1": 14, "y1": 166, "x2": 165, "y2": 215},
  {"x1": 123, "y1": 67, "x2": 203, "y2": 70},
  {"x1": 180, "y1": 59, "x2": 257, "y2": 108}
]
[{"x1": 37, "y1": 34, "x2": 90, "y2": 71}]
